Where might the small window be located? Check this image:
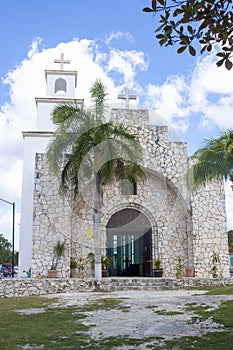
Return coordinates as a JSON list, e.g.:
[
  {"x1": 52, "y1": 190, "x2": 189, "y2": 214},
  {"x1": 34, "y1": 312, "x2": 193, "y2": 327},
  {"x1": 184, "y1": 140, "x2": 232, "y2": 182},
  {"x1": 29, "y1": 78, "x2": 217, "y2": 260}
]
[
  {"x1": 121, "y1": 179, "x2": 137, "y2": 195},
  {"x1": 55, "y1": 78, "x2": 67, "y2": 93}
]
